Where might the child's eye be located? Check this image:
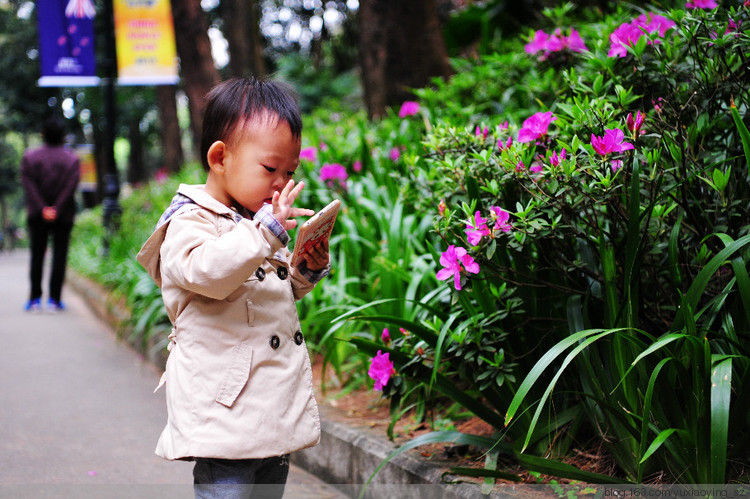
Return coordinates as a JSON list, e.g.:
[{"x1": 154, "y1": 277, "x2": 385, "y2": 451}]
[
  {"x1": 287, "y1": 170, "x2": 296, "y2": 177},
  {"x1": 263, "y1": 166, "x2": 276, "y2": 173}
]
